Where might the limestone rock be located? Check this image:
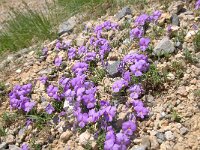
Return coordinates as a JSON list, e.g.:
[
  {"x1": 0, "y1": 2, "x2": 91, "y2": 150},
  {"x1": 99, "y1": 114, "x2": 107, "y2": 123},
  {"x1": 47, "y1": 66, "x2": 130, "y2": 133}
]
[
  {"x1": 115, "y1": 6, "x2": 132, "y2": 20},
  {"x1": 153, "y1": 37, "x2": 175, "y2": 56}
]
